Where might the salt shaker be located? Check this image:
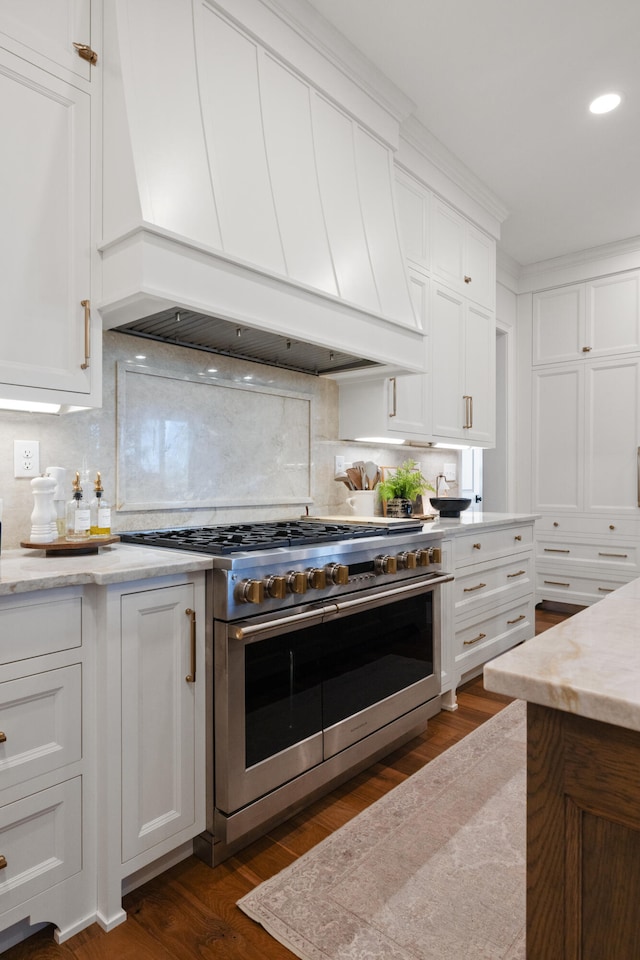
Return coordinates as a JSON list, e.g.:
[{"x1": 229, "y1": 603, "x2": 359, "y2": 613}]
[{"x1": 30, "y1": 475, "x2": 57, "y2": 543}]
